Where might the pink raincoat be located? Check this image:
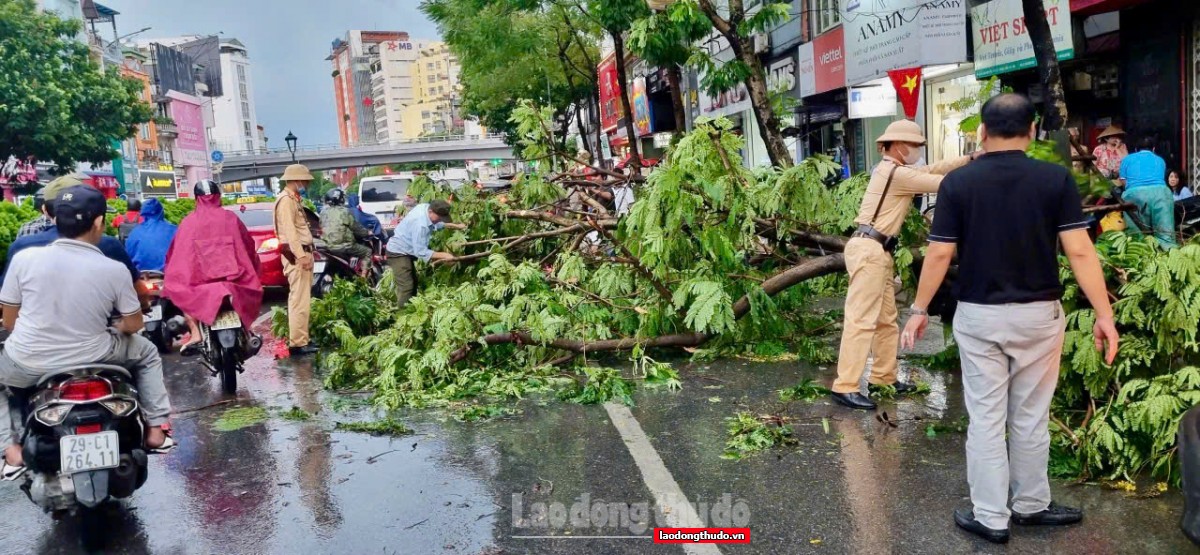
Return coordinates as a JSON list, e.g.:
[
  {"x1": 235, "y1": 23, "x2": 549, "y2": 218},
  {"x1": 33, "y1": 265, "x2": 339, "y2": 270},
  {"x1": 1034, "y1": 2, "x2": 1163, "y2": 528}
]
[{"x1": 163, "y1": 195, "x2": 263, "y2": 327}]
